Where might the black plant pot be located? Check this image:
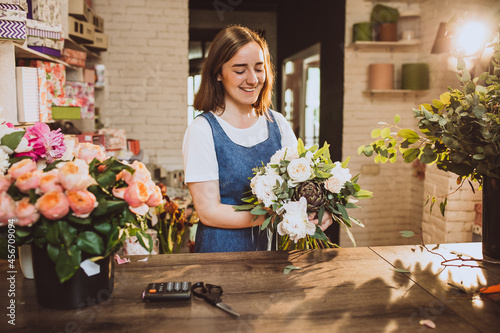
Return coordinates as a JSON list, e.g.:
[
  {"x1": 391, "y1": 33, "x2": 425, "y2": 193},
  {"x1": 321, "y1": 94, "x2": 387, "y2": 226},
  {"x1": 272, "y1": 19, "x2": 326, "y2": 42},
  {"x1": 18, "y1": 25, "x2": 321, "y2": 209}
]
[
  {"x1": 31, "y1": 245, "x2": 114, "y2": 309},
  {"x1": 482, "y1": 177, "x2": 500, "y2": 262}
]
